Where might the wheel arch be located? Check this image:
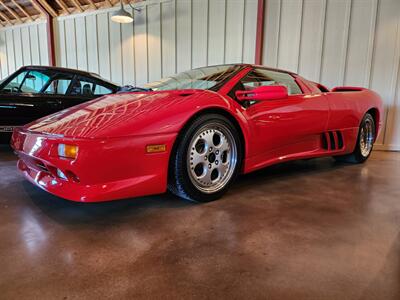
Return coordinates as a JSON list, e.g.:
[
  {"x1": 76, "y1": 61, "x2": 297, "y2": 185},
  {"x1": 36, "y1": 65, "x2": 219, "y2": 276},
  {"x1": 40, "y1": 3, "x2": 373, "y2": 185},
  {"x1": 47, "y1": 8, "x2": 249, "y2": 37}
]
[
  {"x1": 366, "y1": 107, "x2": 380, "y2": 141},
  {"x1": 167, "y1": 107, "x2": 248, "y2": 181}
]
